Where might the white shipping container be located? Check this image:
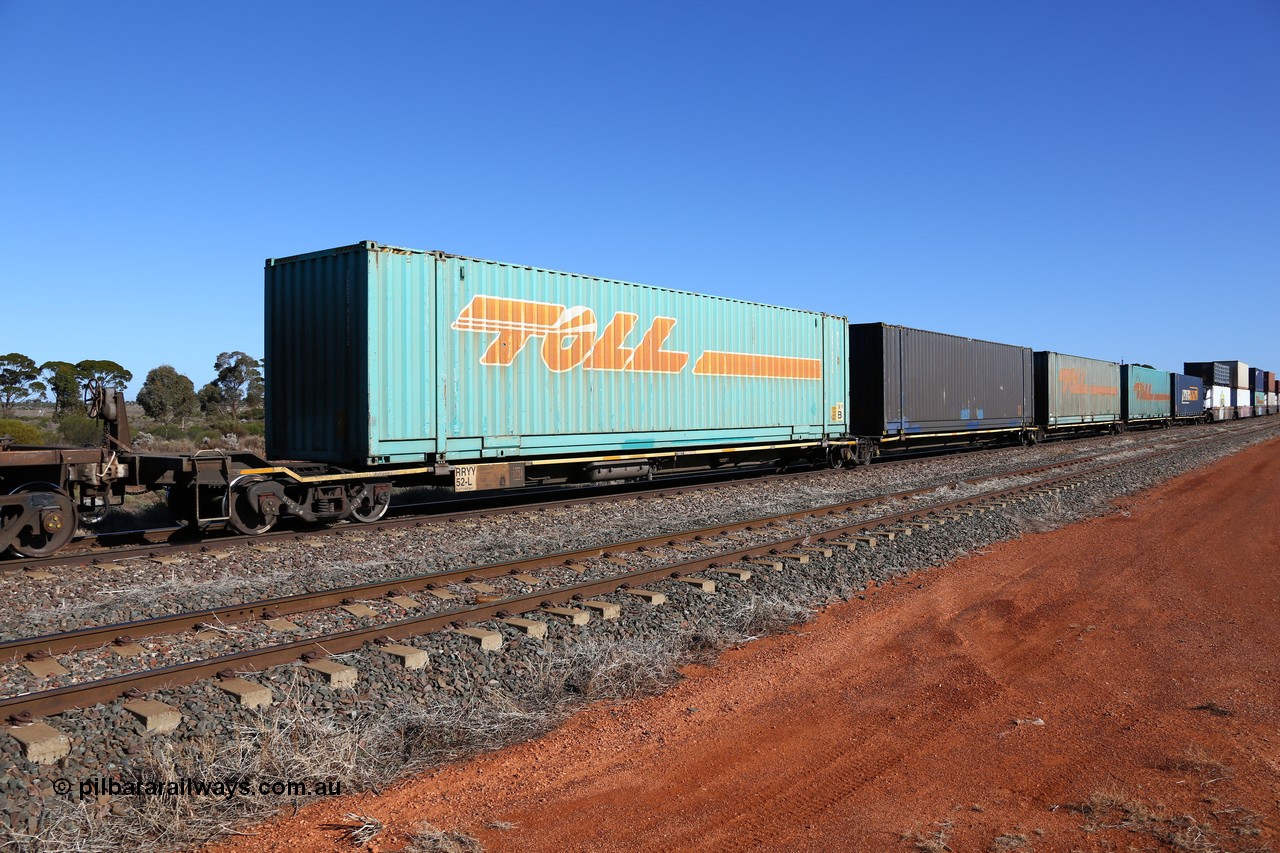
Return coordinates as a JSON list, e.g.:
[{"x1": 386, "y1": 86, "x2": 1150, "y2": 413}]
[
  {"x1": 1230, "y1": 387, "x2": 1252, "y2": 417},
  {"x1": 1206, "y1": 385, "x2": 1234, "y2": 420}
]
